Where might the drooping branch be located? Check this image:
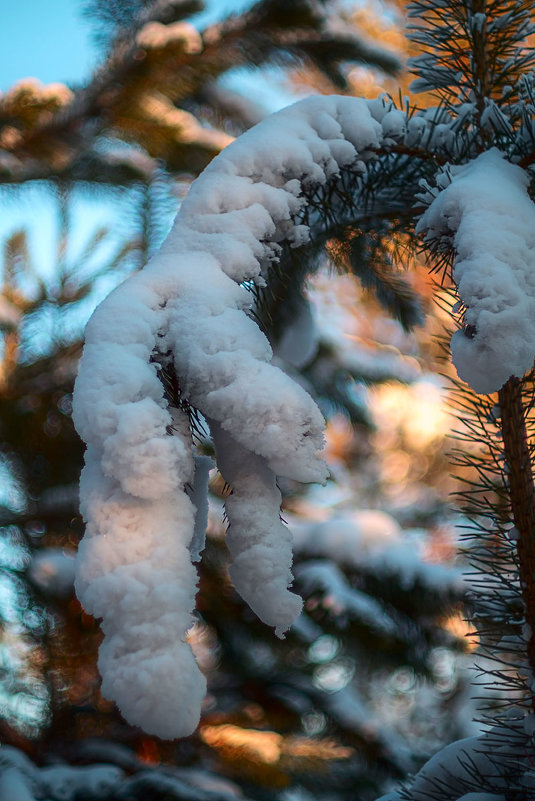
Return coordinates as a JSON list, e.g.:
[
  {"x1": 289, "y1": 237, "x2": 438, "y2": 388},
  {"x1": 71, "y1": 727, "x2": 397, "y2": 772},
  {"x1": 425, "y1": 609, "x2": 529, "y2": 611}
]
[
  {"x1": 417, "y1": 149, "x2": 535, "y2": 394},
  {"x1": 72, "y1": 92, "x2": 455, "y2": 739}
]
